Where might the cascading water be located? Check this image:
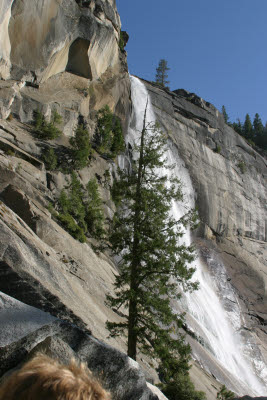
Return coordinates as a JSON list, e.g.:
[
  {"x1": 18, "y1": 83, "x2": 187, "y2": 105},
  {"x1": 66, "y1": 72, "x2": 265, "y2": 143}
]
[{"x1": 125, "y1": 75, "x2": 267, "y2": 396}]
